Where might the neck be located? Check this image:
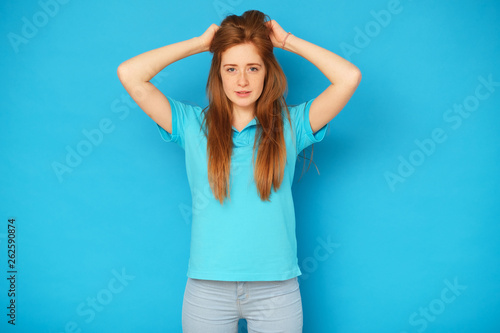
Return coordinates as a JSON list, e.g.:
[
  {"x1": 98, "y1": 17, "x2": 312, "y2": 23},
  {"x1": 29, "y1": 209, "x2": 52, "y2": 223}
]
[
  {"x1": 231, "y1": 104, "x2": 255, "y2": 131},
  {"x1": 233, "y1": 105, "x2": 254, "y2": 120}
]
